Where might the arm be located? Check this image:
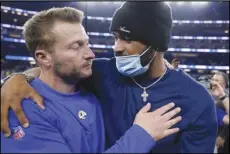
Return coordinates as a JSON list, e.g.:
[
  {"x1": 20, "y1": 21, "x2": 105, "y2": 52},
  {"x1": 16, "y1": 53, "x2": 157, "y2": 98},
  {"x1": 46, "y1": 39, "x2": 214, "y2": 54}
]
[
  {"x1": 216, "y1": 126, "x2": 229, "y2": 148},
  {"x1": 181, "y1": 95, "x2": 218, "y2": 153},
  {"x1": 1, "y1": 99, "x2": 71, "y2": 153},
  {"x1": 216, "y1": 106, "x2": 228, "y2": 126},
  {"x1": 104, "y1": 103, "x2": 182, "y2": 153},
  {"x1": 218, "y1": 125, "x2": 229, "y2": 140},
  {"x1": 222, "y1": 96, "x2": 229, "y2": 115},
  {"x1": 104, "y1": 125, "x2": 155, "y2": 153},
  {"x1": 211, "y1": 81, "x2": 229, "y2": 114},
  {"x1": 1, "y1": 68, "x2": 44, "y2": 137},
  {"x1": 223, "y1": 115, "x2": 229, "y2": 125},
  {"x1": 23, "y1": 67, "x2": 41, "y2": 80}
]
